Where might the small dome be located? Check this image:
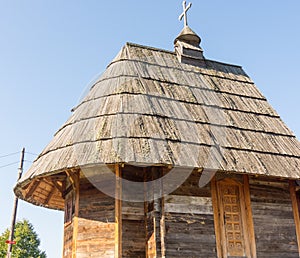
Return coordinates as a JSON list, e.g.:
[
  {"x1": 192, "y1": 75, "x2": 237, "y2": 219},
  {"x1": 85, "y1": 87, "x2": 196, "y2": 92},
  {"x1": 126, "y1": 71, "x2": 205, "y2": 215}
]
[{"x1": 174, "y1": 26, "x2": 201, "y2": 47}]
